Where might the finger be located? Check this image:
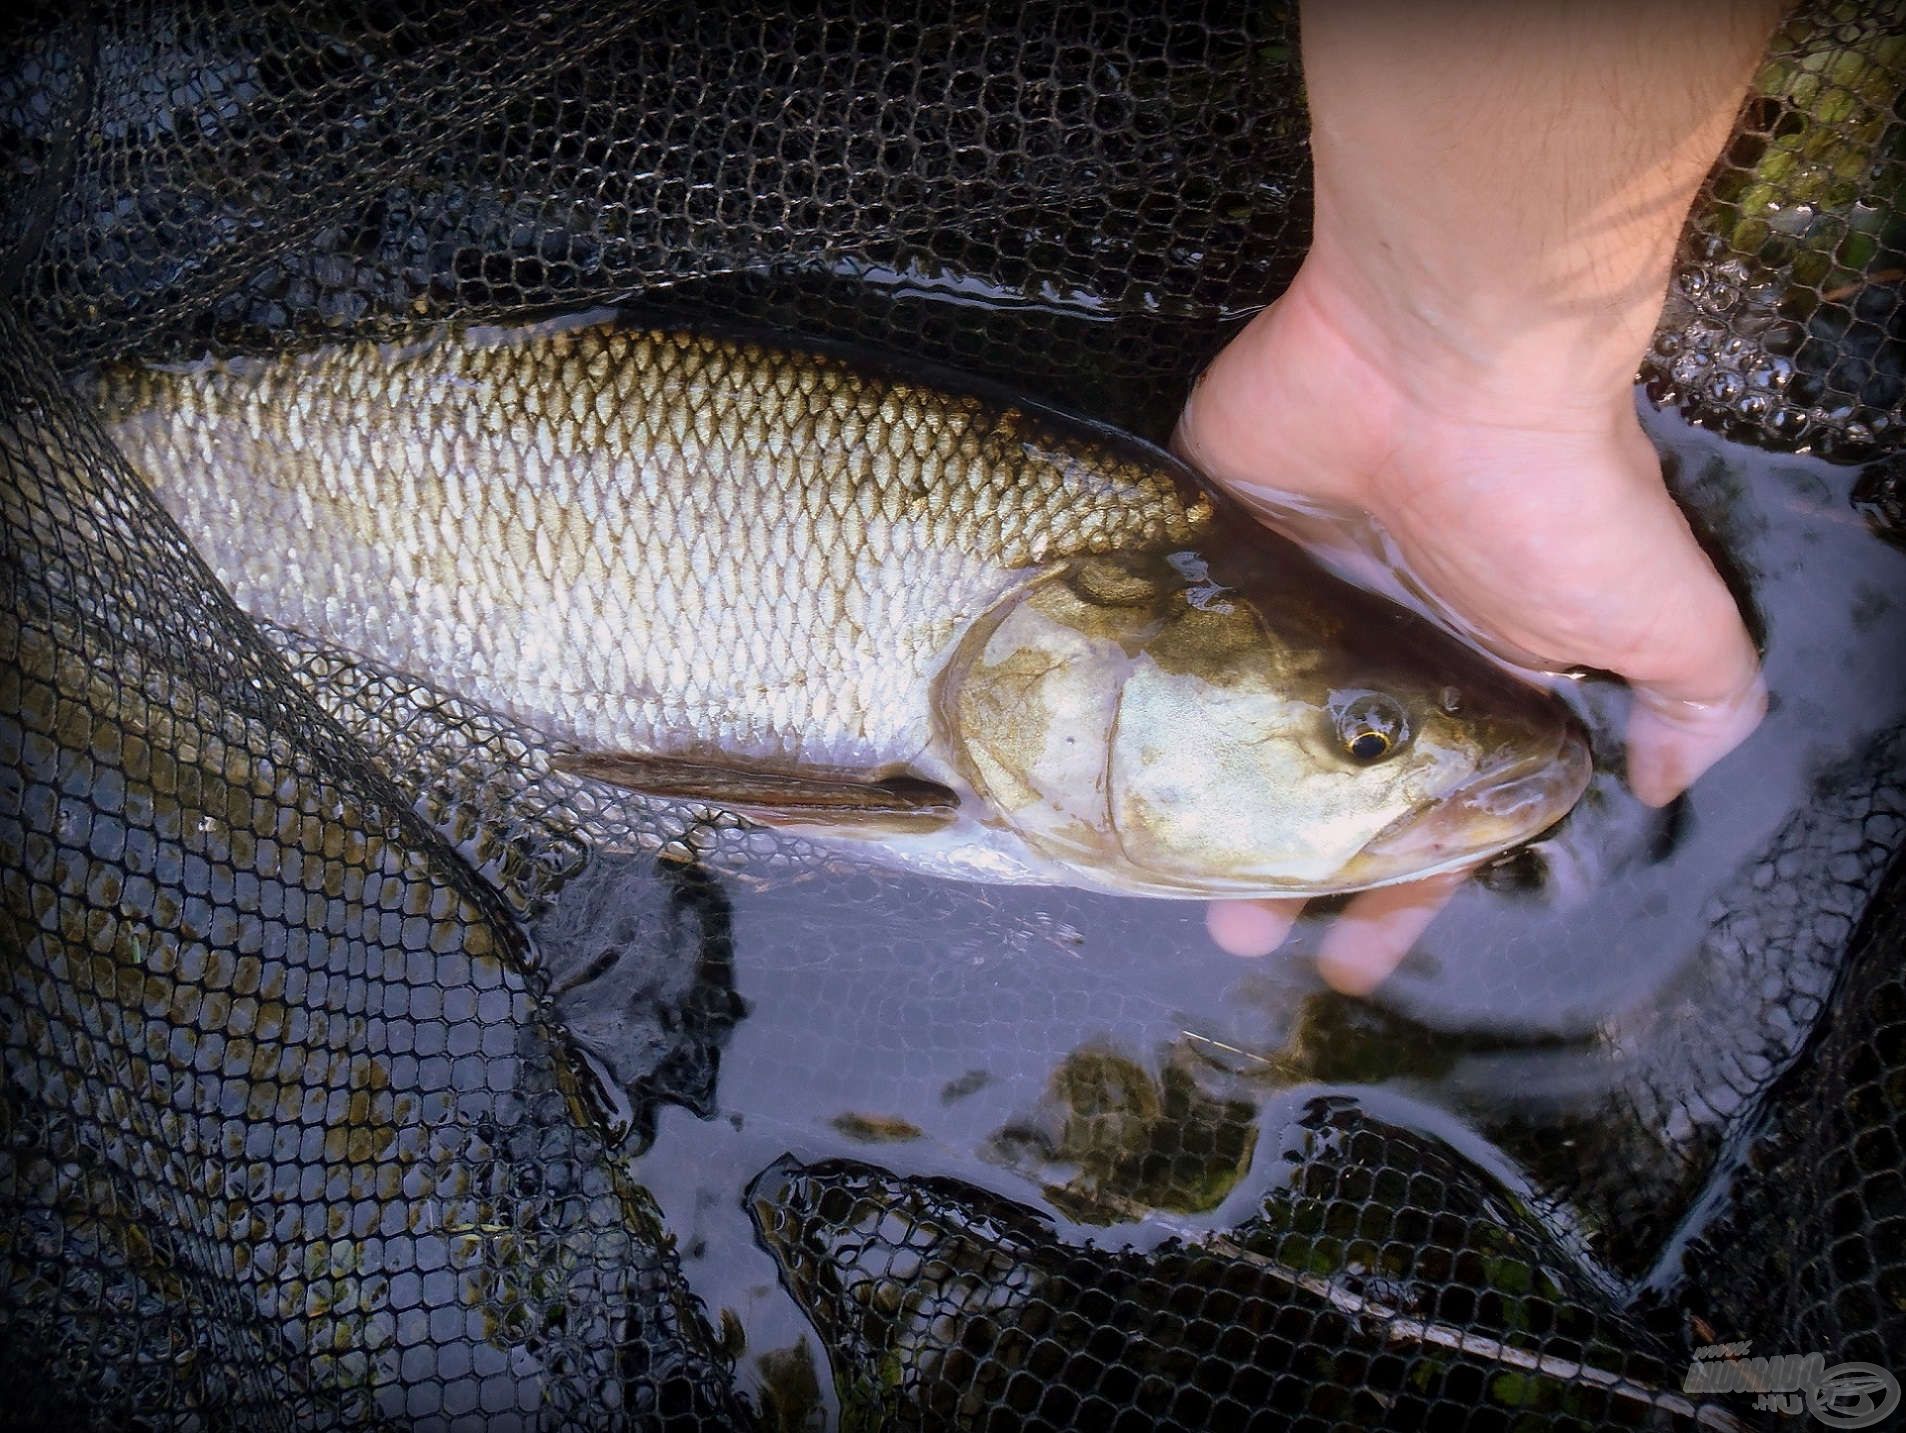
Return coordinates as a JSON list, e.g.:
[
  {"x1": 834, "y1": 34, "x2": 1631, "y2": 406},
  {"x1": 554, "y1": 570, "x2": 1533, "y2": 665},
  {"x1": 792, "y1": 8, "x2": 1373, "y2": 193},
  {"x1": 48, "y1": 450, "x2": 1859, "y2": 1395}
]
[
  {"x1": 1205, "y1": 898, "x2": 1305, "y2": 958},
  {"x1": 1314, "y1": 870, "x2": 1469, "y2": 995},
  {"x1": 1621, "y1": 563, "x2": 1765, "y2": 805},
  {"x1": 1612, "y1": 481, "x2": 1766, "y2": 804},
  {"x1": 1626, "y1": 669, "x2": 1768, "y2": 806}
]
